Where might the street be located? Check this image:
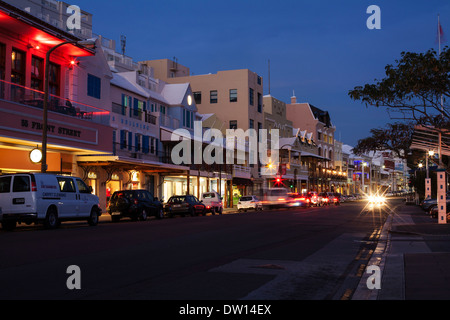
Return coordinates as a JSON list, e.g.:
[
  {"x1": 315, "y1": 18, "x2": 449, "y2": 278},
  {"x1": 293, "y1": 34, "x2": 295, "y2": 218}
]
[{"x1": 0, "y1": 198, "x2": 396, "y2": 301}]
